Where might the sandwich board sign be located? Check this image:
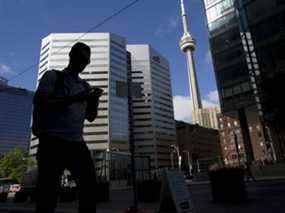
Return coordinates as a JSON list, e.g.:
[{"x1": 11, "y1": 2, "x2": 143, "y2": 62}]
[{"x1": 158, "y1": 169, "x2": 194, "y2": 213}]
